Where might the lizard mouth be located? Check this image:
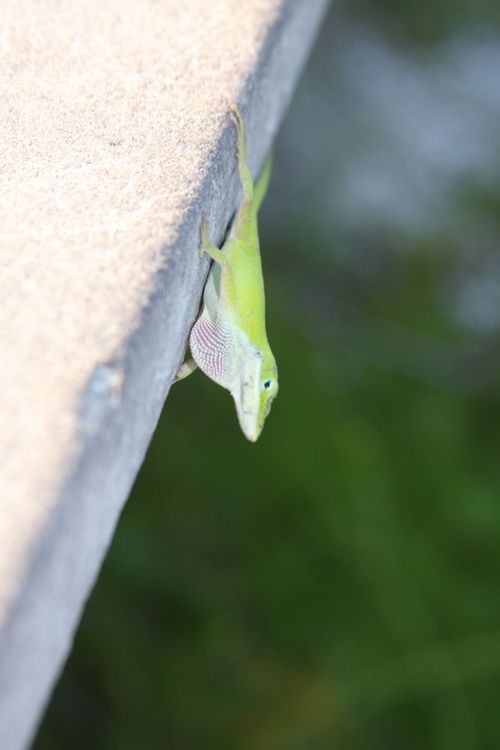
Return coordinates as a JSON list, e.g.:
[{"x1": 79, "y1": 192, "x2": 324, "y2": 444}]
[
  {"x1": 232, "y1": 399, "x2": 261, "y2": 442},
  {"x1": 231, "y1": 371, "x2": 262, "y2": 442}
]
